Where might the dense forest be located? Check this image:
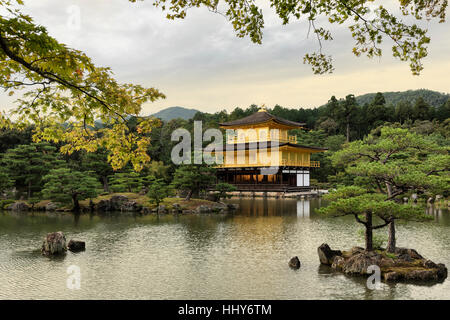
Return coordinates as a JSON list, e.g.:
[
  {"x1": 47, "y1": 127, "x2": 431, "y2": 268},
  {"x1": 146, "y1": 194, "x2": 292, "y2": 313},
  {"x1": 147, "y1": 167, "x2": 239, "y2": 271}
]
[{"x1": 0, "y1": 91, "x2": 449, "y2": 209}]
